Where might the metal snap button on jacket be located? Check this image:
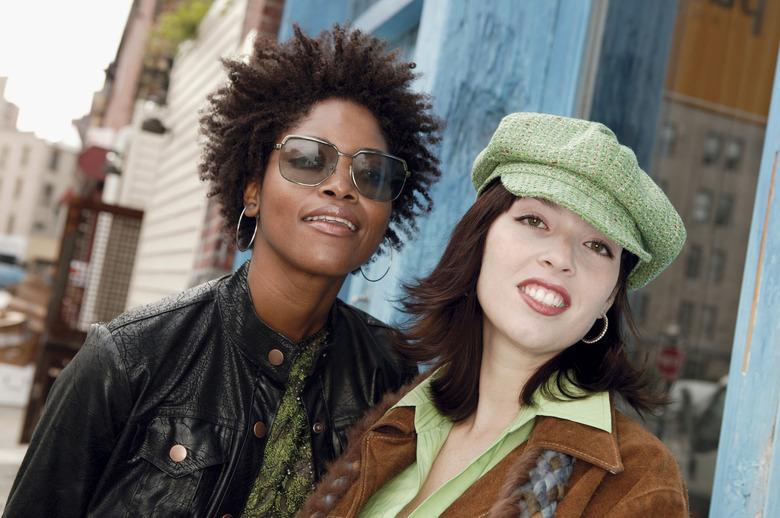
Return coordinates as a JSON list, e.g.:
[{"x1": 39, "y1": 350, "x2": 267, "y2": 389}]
[
  {"x1": 169, "y1": 444, "x2": 187, "y2": 463},
  {"x1": 253, "y1": 421, "x2": 267, "y2": 438},
  {"x1": 312, "y1": 422, "x2": 325, "y2": 434},
  {"x1": 268, "y1": 349, "x2": 284, "y2": 366}
]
